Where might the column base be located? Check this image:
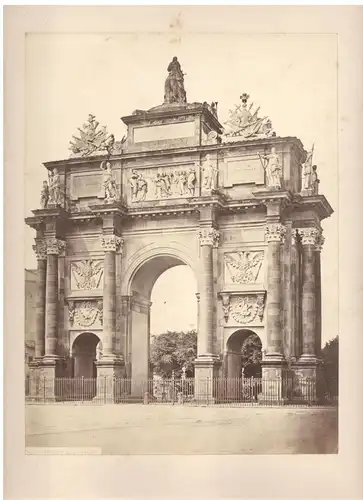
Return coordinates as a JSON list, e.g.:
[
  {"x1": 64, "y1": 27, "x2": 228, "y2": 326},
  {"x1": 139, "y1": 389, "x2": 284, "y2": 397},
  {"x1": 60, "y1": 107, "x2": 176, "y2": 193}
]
[
  {"x1": 194, "y1": 354, "x2": 221, "y2": 404},
  {"x1": 260, "y1": 358, "x2": 287, "y2": 403},
  {"x1": 291, "y1": 359, "x2": 320, "y2": 404},
  {"x1": 27, "y1": 357, "x2": 64, "y2": 402},
  {"x1": 95, "y1": 357, "x2": 125, "y2": 403}
]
